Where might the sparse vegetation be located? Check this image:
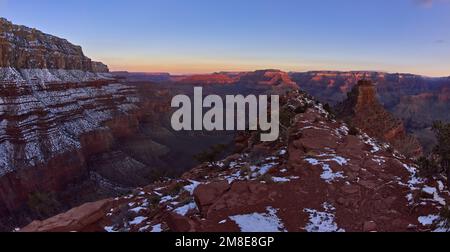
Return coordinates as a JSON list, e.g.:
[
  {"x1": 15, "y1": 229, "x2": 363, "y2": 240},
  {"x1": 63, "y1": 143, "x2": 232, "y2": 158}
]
[
  {"x1": 258, "y1": 173, "x2": 274, "y2": 184},
  {"x1": 294, "y1": 104, "x2": 309, "y2": 114},
  {"x1": 27, "y1": 191, "x2": 62, "y2": 219},
  {"x1": 416, "y1": 121, "x2": 450, "y2": 187},
  {"x1": 146, "y1": 194, "x2": 162, "y2": 205},
  {"x1": 176, "y1": 191, "x2": 193, "y2": 206},
  {"x1": 323, "y1": 103, "x2": 335, "y2": 119},
  {"x1": 279, "y1": 109, "x2": 295, "y2": 128},
  {"x1": 167, "y1": 182, "x2": 186, "y2": 197},
  {"x1": 193, "y1": 143, "x2": 227, "y2": 164},
  {"x1": 433, "y1": 121, "x2": 450, "y2": 185},
  {"x1": 416, "y1": 156, "x2": 440, "y2": 178},
  {"x1": 438, "y1": 205, "x2": 450, "y2": 230},
  {"x1": 348, "y1": 125, "x2": 359, "y2": 136},
  {"x1": 239, "y1": 164, "x2": 252, "y2": 176}
]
